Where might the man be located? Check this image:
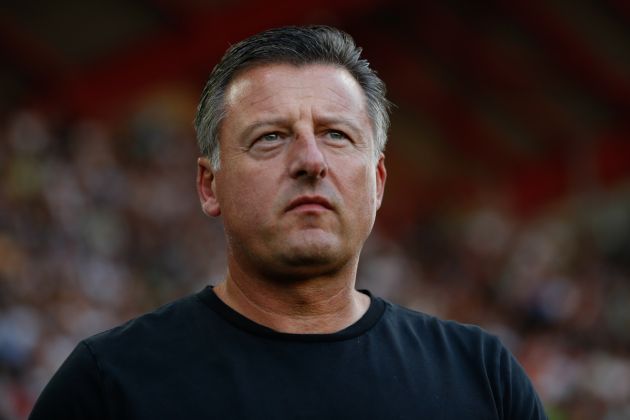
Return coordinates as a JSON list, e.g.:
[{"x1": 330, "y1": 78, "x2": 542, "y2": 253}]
[{"x1": 30, "y1": 26, "x2": 547, "y2": 419}]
